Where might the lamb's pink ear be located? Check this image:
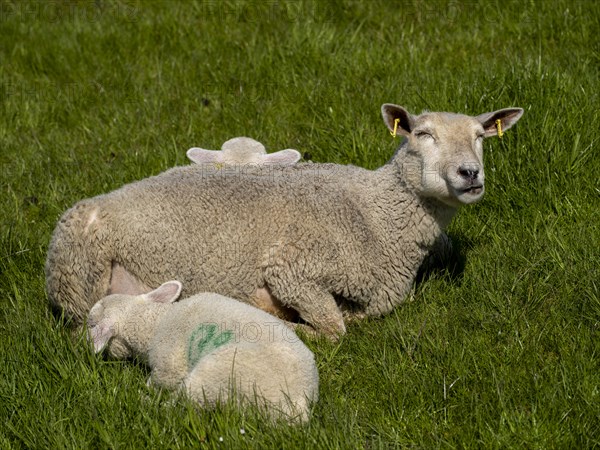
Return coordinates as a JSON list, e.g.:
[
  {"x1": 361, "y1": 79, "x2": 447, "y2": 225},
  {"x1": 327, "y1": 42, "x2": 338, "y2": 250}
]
[
  {"x1": 381, "y1": 104, "x2": 414, "y2": 136},
  {"x1": 476, "y1": 108, "x2": 524, "y2": 137},
  {"x1": 143, "y1": 281, "x2": 182, "y2": 304},
  {"x1": 261, "y1": 149, "x2": 301, "y2": 165},
  {"x1": 186, "y1": 148, "x2": 225, "y2": 164},
  {"x1": 89, "y1": 320, "x2": 115, "y2": 353}
]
